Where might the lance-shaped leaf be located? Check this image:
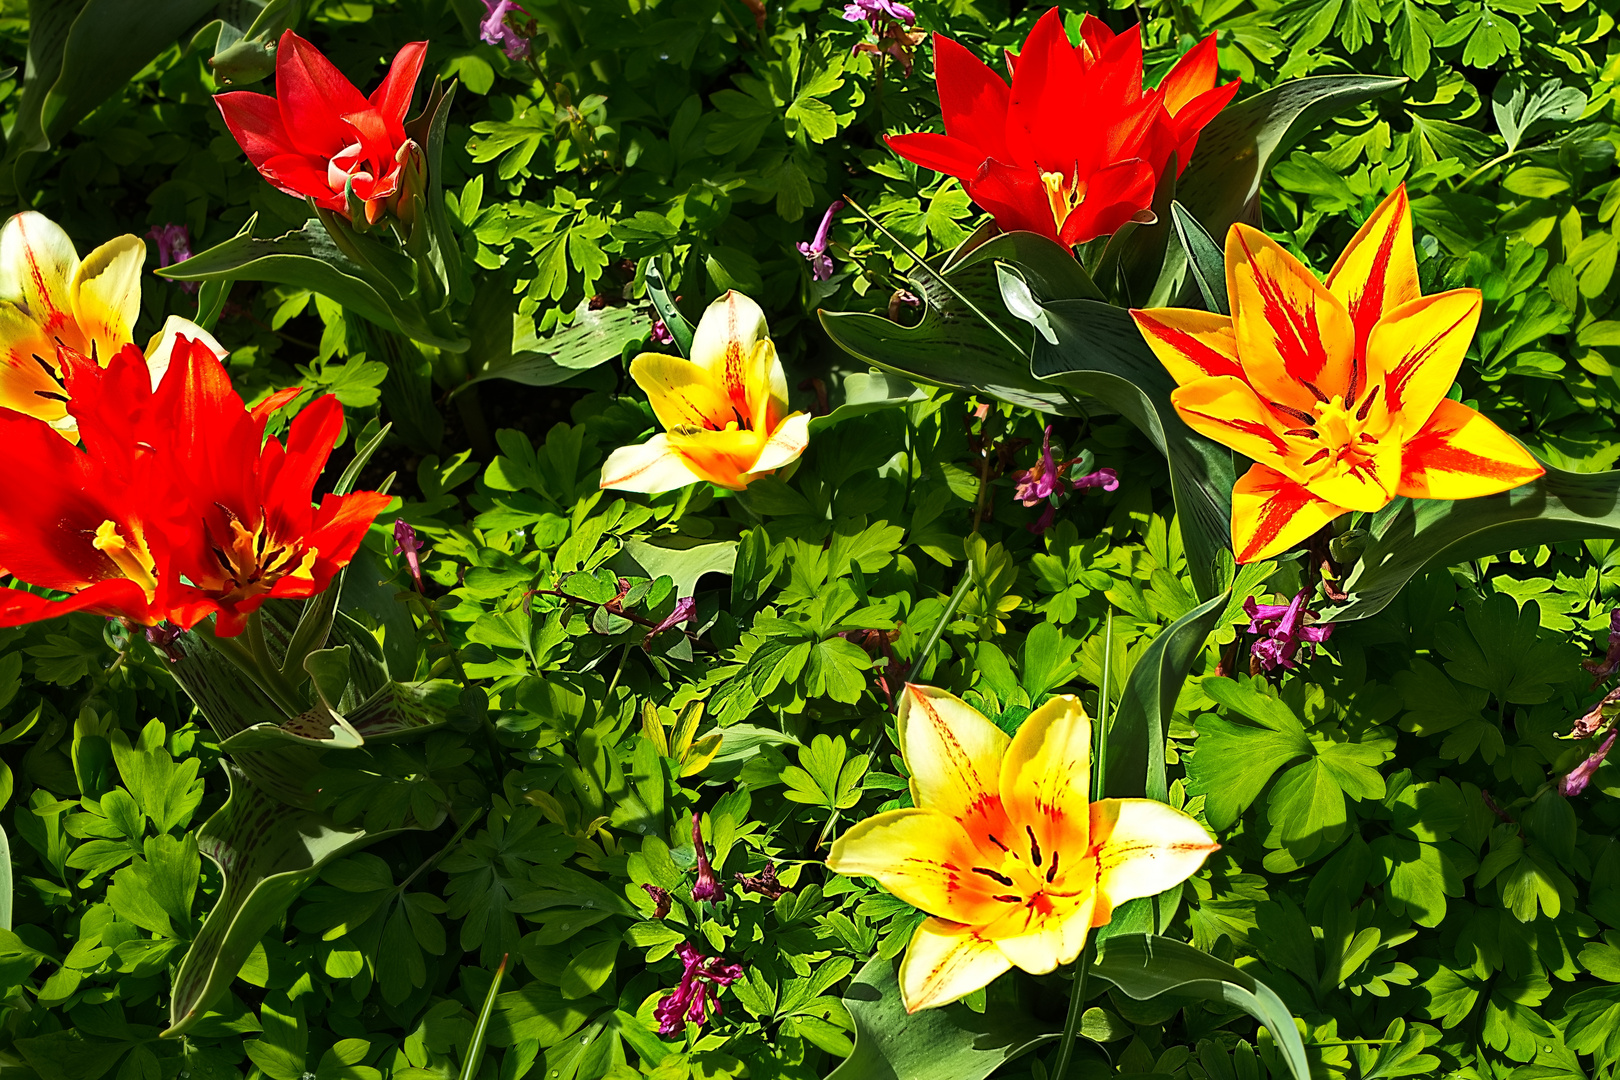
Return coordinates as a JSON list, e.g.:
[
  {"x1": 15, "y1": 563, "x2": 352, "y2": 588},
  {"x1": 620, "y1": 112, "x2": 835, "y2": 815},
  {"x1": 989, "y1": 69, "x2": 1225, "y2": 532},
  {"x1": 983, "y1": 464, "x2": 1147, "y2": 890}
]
[
  {"x1": 6, "y1": 0, "x2": 219, "y2": 193},
  {"x1": 164, "y1": 762, "x2": 441, "y2": 1036},
  {"x1": 818, "y1": 229, "x2": 1100, "y2": 414},
  {"x1": 1147, "y1": 74, "x2": 1408, "y2": 306},
  {"x1": 825, "y1": 955, "x2": 1047, "y2": 1080},
  {"x1": 457, "y1": 303, "x2": 646, "y2": 392},
  {"x1": 1000, "y1": 280, "x2": 1236, "y2": 600},
  {"x1": 1329, "y1": 461, "x2": 1620, "y2": 623},
  {"x1": 160, "y1": 214, "x2": 467, "y2": 351},
  {"x1": 1170, "y1": 202, "x2": 1229, "y2": 315},
  {"x1": 402, "y1": 77, "x2": 466, "y2": 305},
  {"x1": 644, "y1": 262, "x2": 695, "y2": 358},
  {"x1": 1090, "y1": 935, "x2": 1312, "y2": 1080}
]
